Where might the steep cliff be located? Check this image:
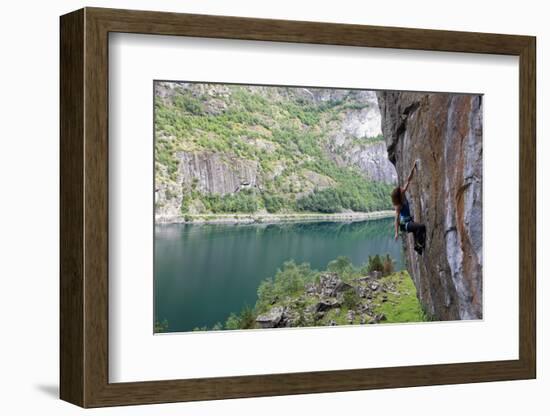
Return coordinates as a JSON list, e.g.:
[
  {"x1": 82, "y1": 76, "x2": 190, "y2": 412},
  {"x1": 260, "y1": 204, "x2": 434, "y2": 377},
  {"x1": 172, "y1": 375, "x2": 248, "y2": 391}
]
[
  {"x1": 155, "y1": 82, "x2": 396, "y2": 221},
  {"x1": 377, "y1": 91, "x2": 483, "y2": 320},
  {"x1": 323, "y1": 91, "x2": 396, "y2": 184}
]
